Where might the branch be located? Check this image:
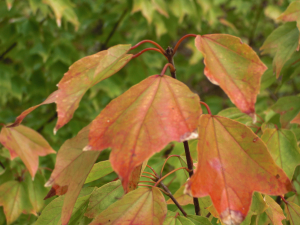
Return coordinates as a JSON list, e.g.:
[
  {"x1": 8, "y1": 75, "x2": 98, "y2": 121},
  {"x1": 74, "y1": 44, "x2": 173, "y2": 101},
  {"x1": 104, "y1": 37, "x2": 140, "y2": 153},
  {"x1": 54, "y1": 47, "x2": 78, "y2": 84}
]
[
  {"x1": 159, "y1": 182, "x2": 187, "y2": 217},
  {"x1": 0, "y1": 43, "x2": 17, "y2": 61}
]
